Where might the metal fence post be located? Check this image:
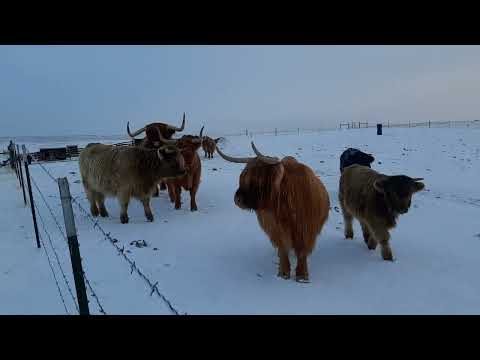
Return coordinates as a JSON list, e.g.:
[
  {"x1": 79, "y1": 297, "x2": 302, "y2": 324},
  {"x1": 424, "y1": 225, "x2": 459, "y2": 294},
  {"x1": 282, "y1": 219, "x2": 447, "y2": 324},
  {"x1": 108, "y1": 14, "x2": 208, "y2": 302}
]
[
  {"x1": 13, "y1": 145, "x2": 20, "y2": 180},
  {"x1": 16, "y1": 145, "x2": 27, "y2": 206},
  {"x1": 58, "y1": 177, "x2": 90, "y2": 315},
  {"x1": 21, "y1": 145, "x2": 41, "y2": 248}
]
